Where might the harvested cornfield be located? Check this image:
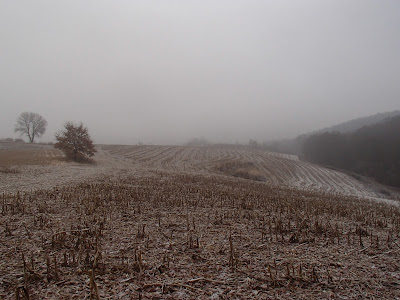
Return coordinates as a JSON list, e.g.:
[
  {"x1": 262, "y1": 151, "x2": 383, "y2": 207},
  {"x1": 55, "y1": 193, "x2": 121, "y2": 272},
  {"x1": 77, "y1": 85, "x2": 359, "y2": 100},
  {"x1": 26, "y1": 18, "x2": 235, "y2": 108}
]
[
  {"x1": 0, "y1": 144, "x2": 399, "y2": 299},
  {"x1": 102, "y1": 144, "x2": 397, "y2": 201}
]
